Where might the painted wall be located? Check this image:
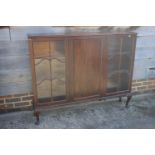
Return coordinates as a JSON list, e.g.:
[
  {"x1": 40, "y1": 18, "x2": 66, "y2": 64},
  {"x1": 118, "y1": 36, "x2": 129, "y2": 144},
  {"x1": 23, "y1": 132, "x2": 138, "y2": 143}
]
[
  {"x1": 0, "y1": 26, "x2": 155, "y2": 96},
  {"x1": 133, "y1": 27, "x2": 155, "y2": 79}
]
